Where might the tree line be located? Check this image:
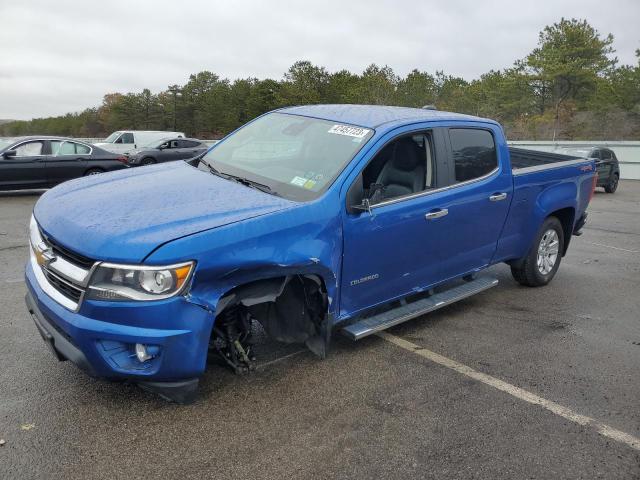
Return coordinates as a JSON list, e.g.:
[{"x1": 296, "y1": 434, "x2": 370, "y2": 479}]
[{"x1": 2, "y1": 18, "x2": 639, "y2": 141}]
